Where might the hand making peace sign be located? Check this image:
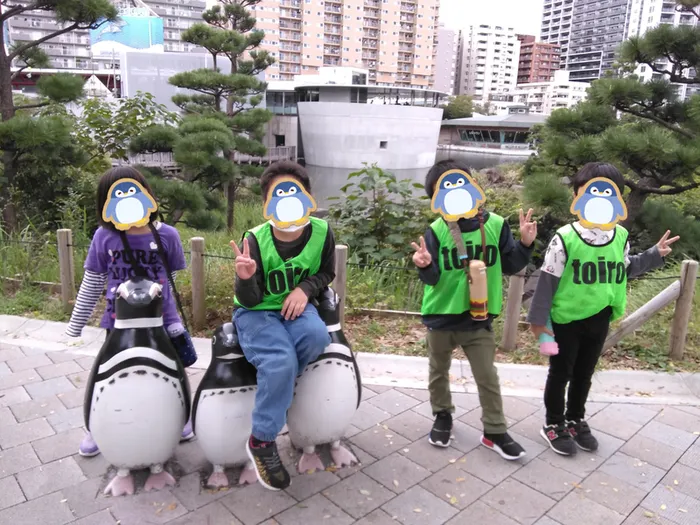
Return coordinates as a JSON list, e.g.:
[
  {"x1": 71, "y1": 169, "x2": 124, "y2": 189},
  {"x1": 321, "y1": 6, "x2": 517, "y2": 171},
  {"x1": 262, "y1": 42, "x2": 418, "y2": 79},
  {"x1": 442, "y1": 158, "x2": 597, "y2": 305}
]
[
  {"x1": 519, "y1": 208, "x2": 537, "y2": 247},
  {"x1": 411, "y1": 236, "x2": 432, "y2": 268},
  {"x1": 656, "y1": 230, "x2": 680, "y2": 257},
  {"x1": 230, "y1": 238, "x2": 257, "y2": 280}
]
